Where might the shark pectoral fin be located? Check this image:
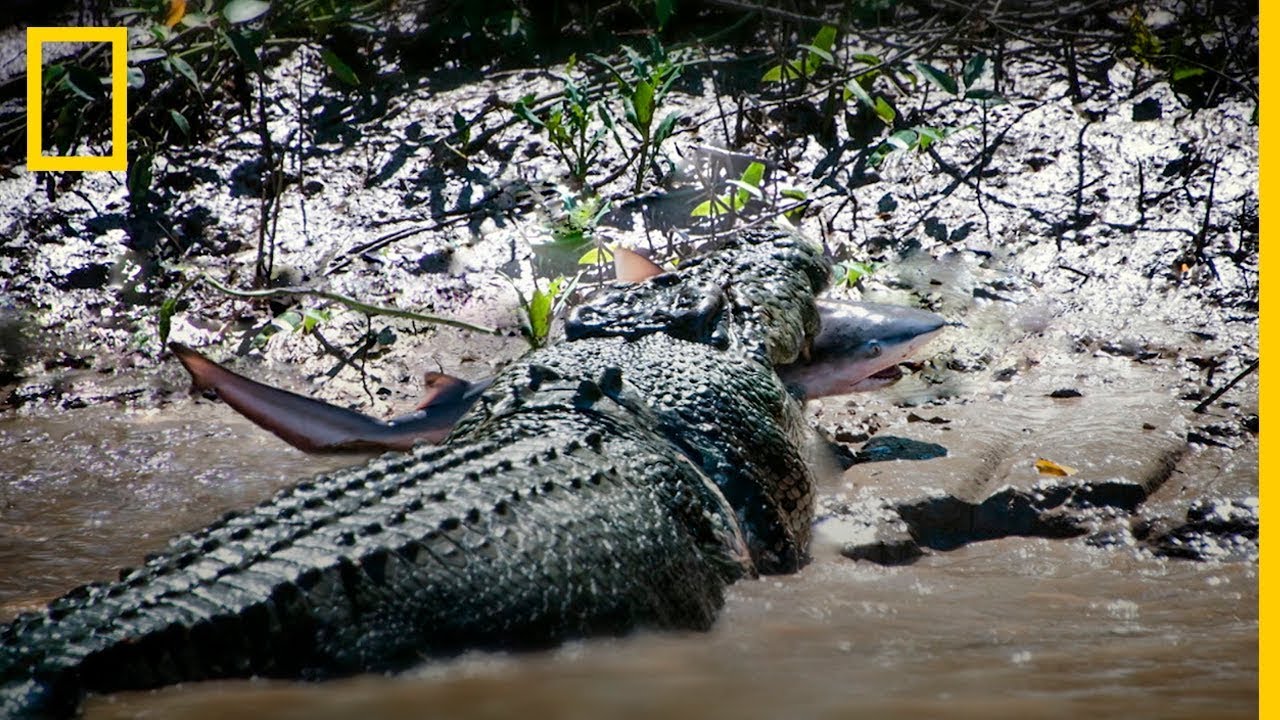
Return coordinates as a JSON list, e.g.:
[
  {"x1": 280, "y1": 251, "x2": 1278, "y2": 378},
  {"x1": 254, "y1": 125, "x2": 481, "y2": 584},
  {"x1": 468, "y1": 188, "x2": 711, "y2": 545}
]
[
  {"x1": 169, "y1": 342, "x2": 415, "y2": 454},
  {"x1": 845, "y1": 364, "x2": 905, "y2": 392},
  {"x1": 612, "y1": 246, "x2": 665, "y2": 282}
]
